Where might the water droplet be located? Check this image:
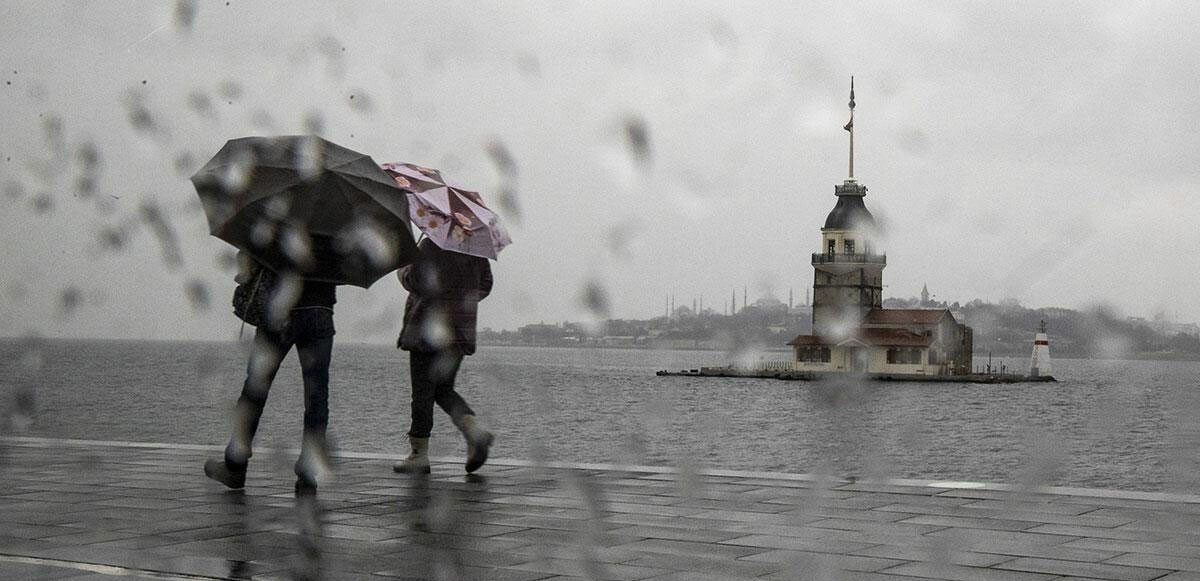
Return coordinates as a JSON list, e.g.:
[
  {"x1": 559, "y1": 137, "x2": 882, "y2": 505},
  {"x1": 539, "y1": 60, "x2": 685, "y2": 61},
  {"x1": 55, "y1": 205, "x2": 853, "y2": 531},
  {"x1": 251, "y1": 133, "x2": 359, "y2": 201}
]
[
  {"x1": 4, "y1": 180, "x2": 23, "y2": 200},
  {"x1": 267, "y1": 274, "x2": 301, "y2": 326},
  {"x1": 249, "y1": 109, "x2": 277, "y2": 131},
  {"x1": 97, "y1": 224, "x2": 129, "y2": 250},
  {"x1": 249, "y1": 221, "x2": 276, "y2": 250},
  {"x1": 220, "y1": 145, "x2": 256, "y2": 193},
  {"x1": 302, "y1": 111, "x2": 325, "y2": 135},
  {"x1": 485, "y1": 139, "x2": 517, "y2": 178},
  {"x1": 31, "y1": 192, "x2": 53, "y2": 213},
  {"x1": 74, "y1": 175, "x2": 96, "y2": 197},
  {"x1": 337, "y1": 218, "x2": 398, "y2": 270},
  {"x1": 281, "y1": 226, "x2": 314, "y2": 269},
  {"x1": 59, "y1": 286, "x2": 83, "y2": 316},
  {"x1": 295, "y1": 136, "x2": 323, "y2": 181},
  {"x1": 173, "y1": 151, "x2": 196, "y2": 176},
  {"x1": 706, "y1": 19, "x2": 738, "y2": 63},
  {"x1": 605, "y1": 220, "x2": 643, "y2": 260},
  {"x1": 217, "y1": 80, "x2": 243, "y2": 100},
  {"x1": 579, "y1": 280, "x2": 611, "y2": 320},
  {"x1": 186, "y1": 90, "x2": 213, "y2": 117},
  {"x1": 139, "y1": 201, "x2": 183, "y2": 268},
  {"x1": 348, "y1": 91, "x2": 373, "y2": 113},
  {"x1": 10, "y1": 385, "x2": 36, "y2": 432},
  {"x1": 215, "y1": 249, "x2": 238, "y2": 272},
  {"x1": 622, "y1": 115, "x2": 651, "y2": 168},
  {"x1": 174, "y1": 0, "x2": 196, "y2": 31},
  {"x1": 125, "y1": 96, "x2": 158, "y2": 135},
  {"x1": 898, "y1": 126, "x2": 931, "y2": 156},
  {"x1": 41, "y1": 114, "x2": 65, "y2": 155},
  {"x1": 420, "y1": 309, "x2": 453, "y2": 348},
  {"x1": 184, "y1": 279, "x2": 210, "y2": 311},
  {"x1": 493, "y1": 186, "x2": 522, "y2": 225},
  {"x1": 76, "y1": 142, "x2": 100, "y2": 169},
  {"x1": 514, "y1": 52, "x2": 540, "y2": 78}
]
